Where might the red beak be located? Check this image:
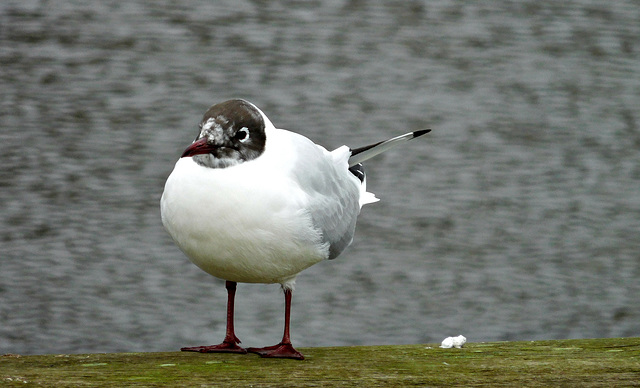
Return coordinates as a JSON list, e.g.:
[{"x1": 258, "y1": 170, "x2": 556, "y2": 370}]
[{"x1": 181, "y1": 138, "x2": 215, "y2": 158}]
